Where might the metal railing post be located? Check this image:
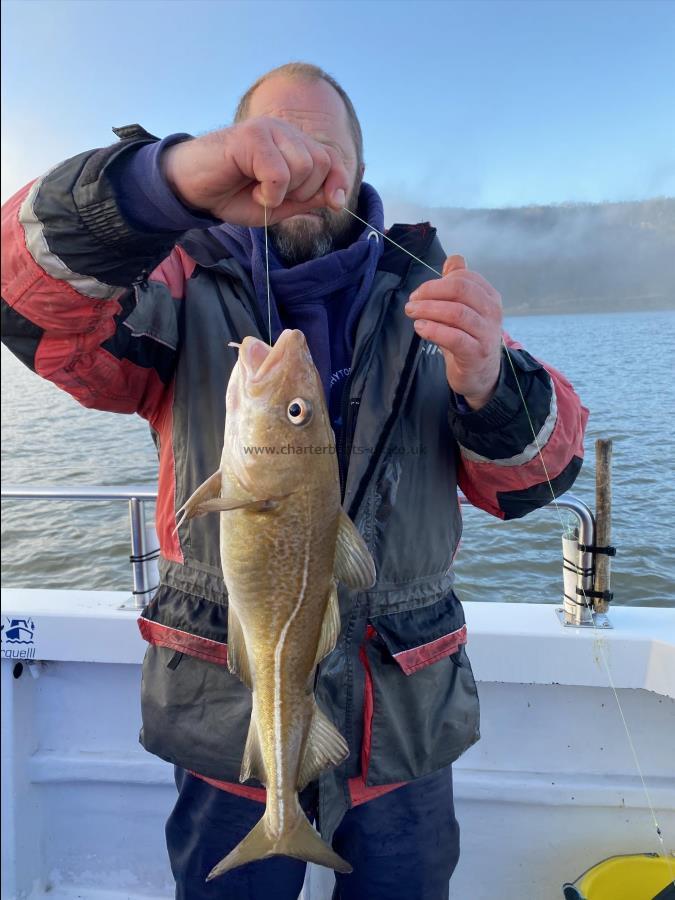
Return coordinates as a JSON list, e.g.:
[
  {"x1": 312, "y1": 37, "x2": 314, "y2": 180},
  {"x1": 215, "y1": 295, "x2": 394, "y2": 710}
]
[
  {"x1": 1, "y1": 484, "x2": 158, "y2": 603},
  {"x1": 128, "y1": 497, "x2": 148, "y2": 609},
  {"x1": 558, "y1": 495, "x2": 595, "y2": 626}
]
